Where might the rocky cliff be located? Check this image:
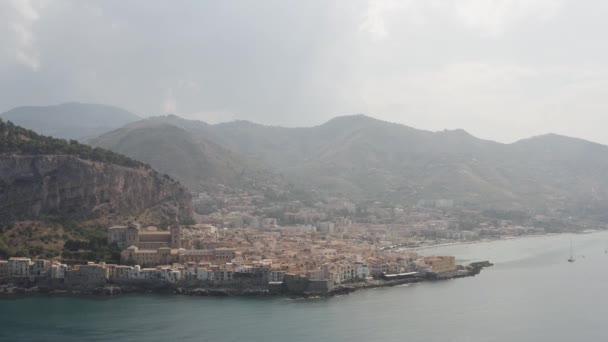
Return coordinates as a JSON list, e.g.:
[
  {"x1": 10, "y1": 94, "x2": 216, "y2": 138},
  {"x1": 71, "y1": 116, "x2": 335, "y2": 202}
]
[{"x1": 0, "y1": 154, "x2": 193, "y2": 223}]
